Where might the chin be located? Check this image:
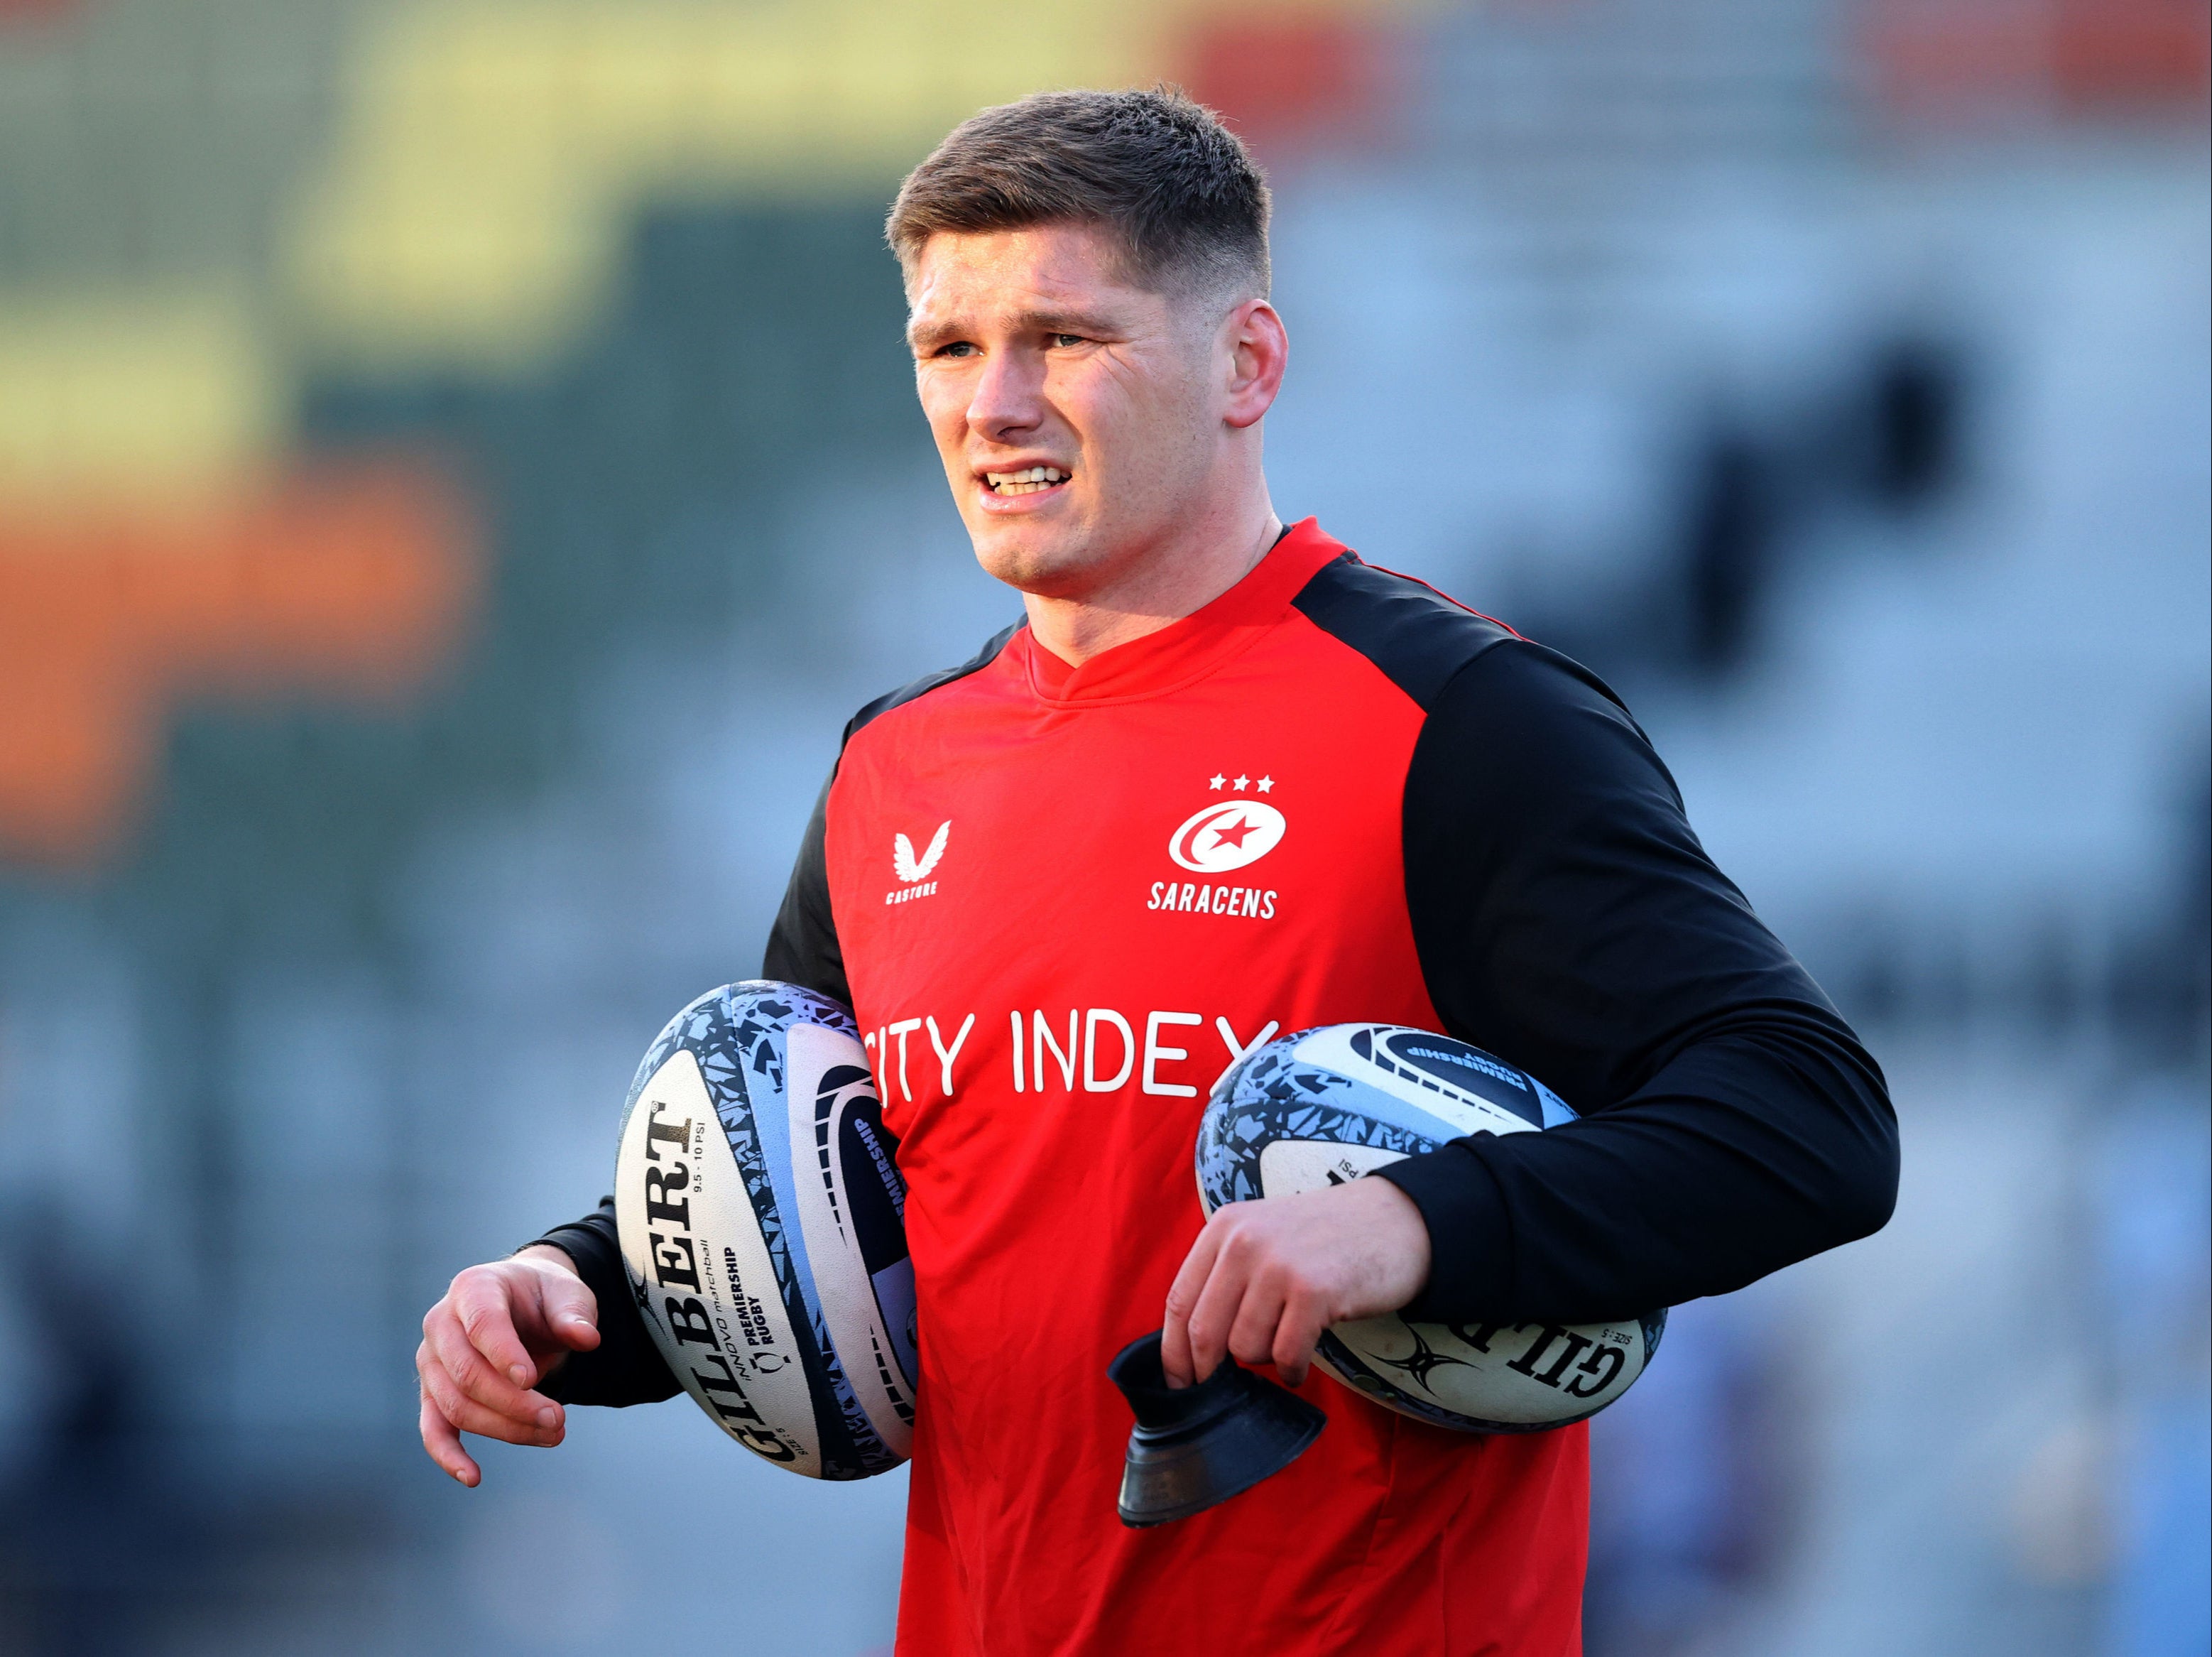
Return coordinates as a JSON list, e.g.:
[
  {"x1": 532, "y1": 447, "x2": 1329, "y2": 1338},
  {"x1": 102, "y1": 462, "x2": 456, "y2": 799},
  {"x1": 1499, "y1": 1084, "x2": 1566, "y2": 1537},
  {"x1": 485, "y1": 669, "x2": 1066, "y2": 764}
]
[{"x1": 969, "y1": 523, "x2": 1106, "y2": 599}]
